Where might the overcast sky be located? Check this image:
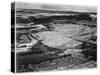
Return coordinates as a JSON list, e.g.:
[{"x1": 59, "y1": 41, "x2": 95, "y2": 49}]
[{"x1": 16, "y1": 2, "x2": 97, "y2": 12}]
